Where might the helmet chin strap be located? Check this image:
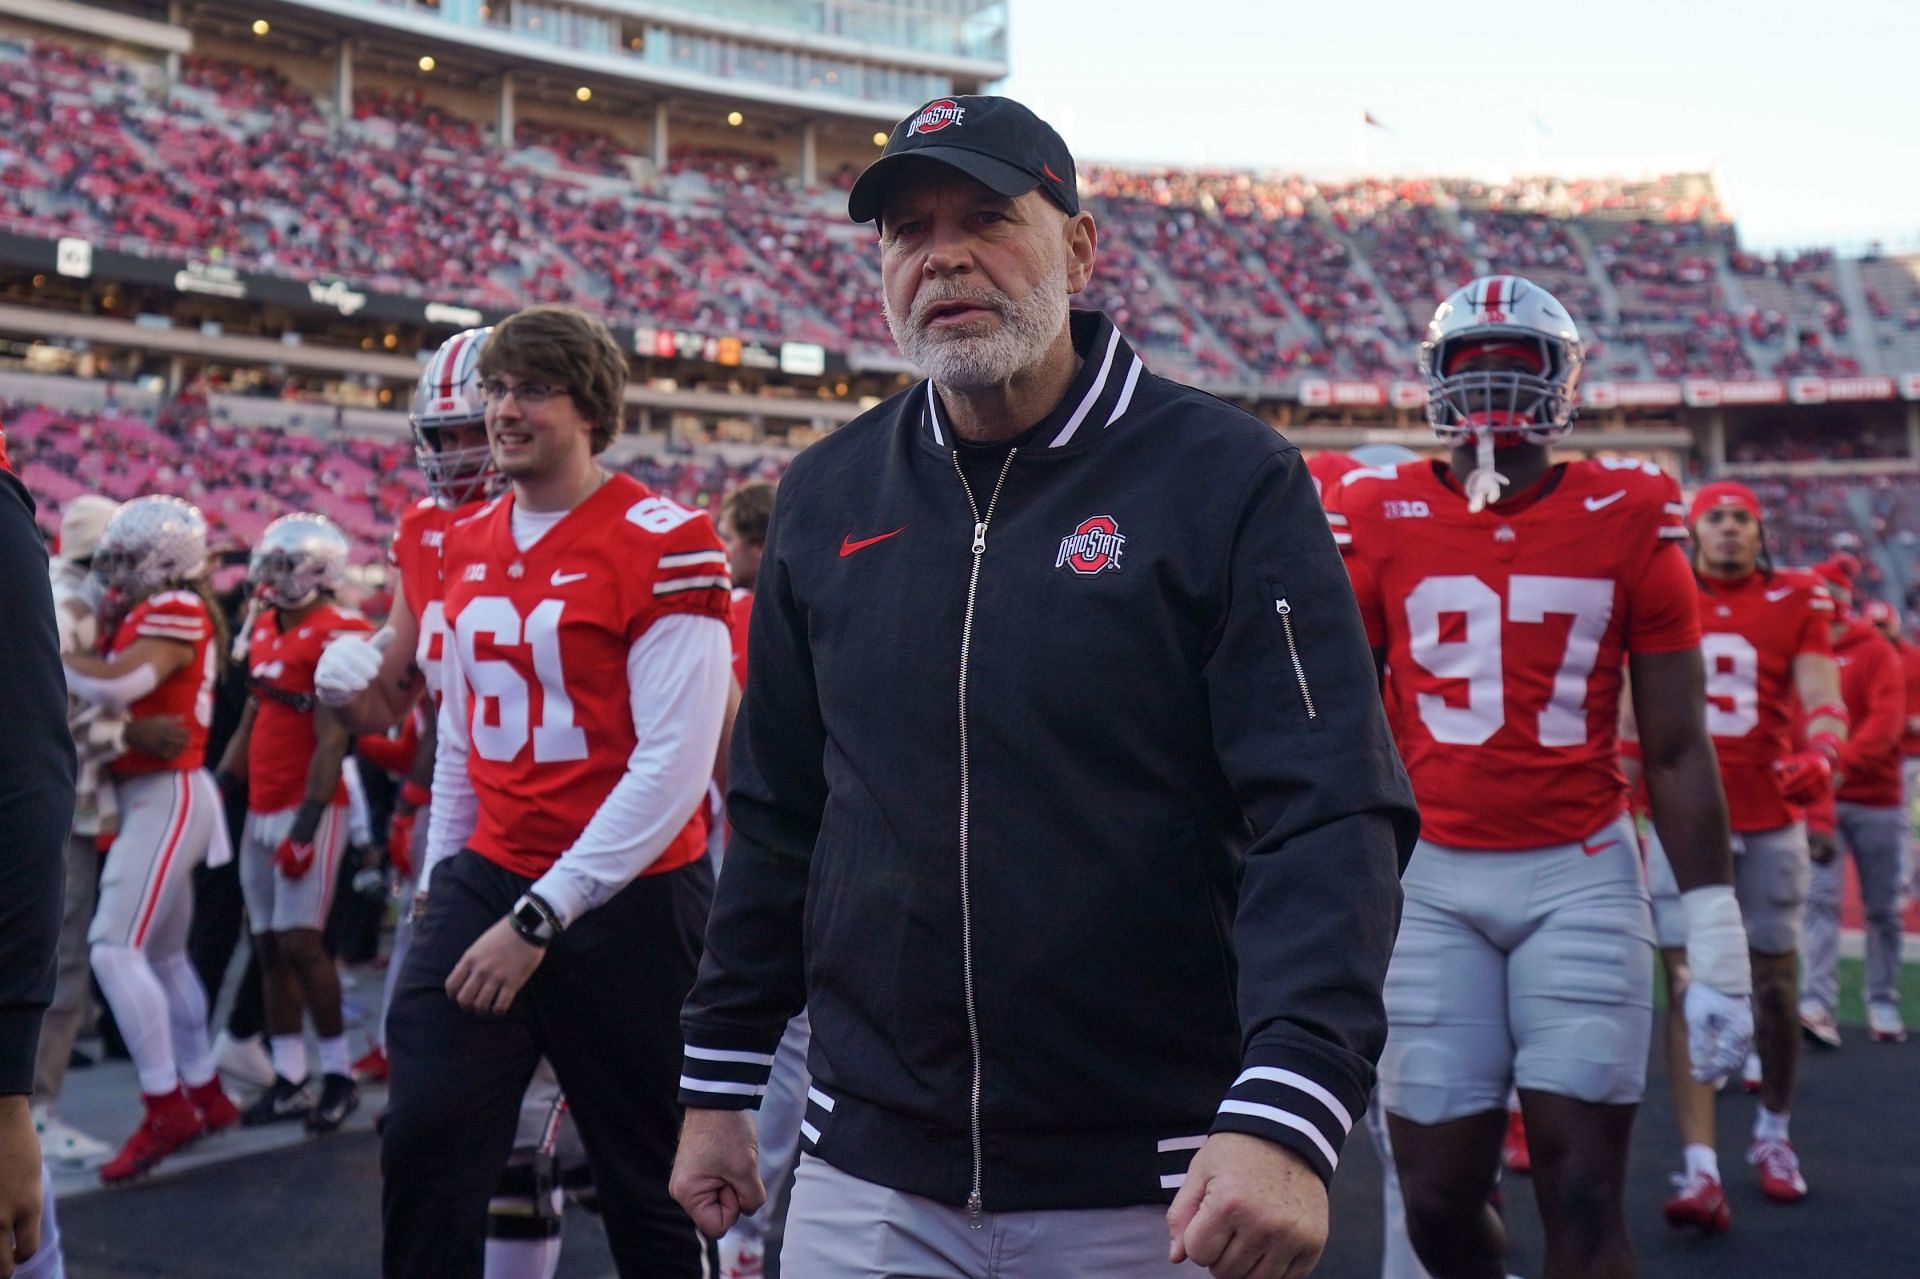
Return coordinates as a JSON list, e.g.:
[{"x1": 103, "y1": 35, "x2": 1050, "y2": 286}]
[{"x1": 1464, "y1": 430, "x2": 1508, "y2": 514}]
